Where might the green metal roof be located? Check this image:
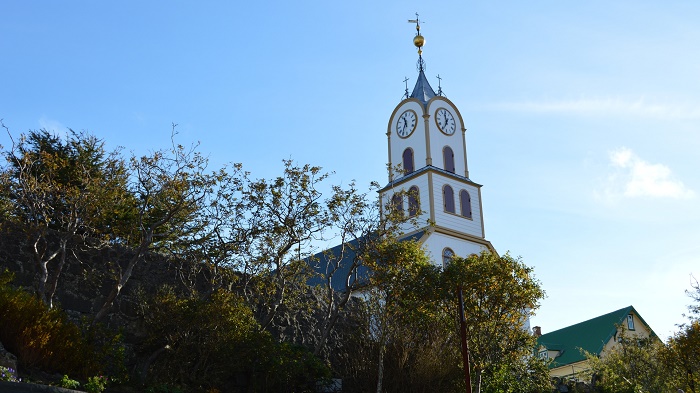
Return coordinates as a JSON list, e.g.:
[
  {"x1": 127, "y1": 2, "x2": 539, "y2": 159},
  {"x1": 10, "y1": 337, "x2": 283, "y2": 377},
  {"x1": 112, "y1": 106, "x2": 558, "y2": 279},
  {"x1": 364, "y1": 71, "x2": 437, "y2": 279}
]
[{"x1": 536, "y1": 305, "x2": 646, "y2": 368}]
